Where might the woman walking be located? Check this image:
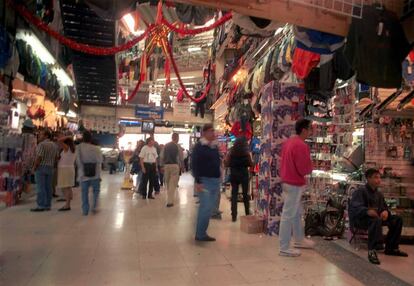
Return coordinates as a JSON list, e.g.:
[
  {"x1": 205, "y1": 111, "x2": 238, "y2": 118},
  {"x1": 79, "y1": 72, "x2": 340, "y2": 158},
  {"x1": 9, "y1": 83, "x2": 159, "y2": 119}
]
[
  {"x1": 225, "y1": 137, "x2": 254, "y2": 222},
  {"x1": 57, "y1": 136, "x2": 76, "y2": 211}
]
